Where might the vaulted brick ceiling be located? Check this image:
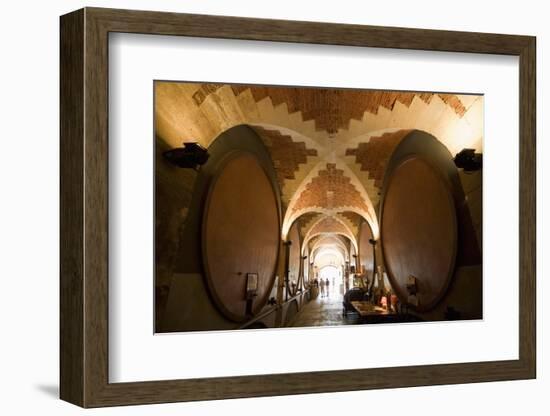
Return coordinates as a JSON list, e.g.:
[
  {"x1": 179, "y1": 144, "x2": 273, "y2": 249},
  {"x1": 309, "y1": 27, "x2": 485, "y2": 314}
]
[
  {"x1": 156, "y1": 80, "x2": 482, "y2": 248},
  {"x1": 308, "y1": 216, "x2": 350, "y2": 238},
  {"x1": 299, "y1": 212, "x2": 356, "y2": 245},
  {"x1": 337, "y1": 211, "x2": 364, "y2": 236},
  {"x1": 253, "y1": 126, "x2": 318, "y2": 189},
  {"x1": 182, "y1": 83, "x2": 472, "y2": 211},
  {"x1": 313, "y1": 234, "x2": 348, "y2": 247},
  {"x1": 346, "y1": 129, "x2": 412, "y2": 188},
  {"x1": 296, "y1": 212, "x2": 321, "y2": 239},
  {"x1": 232, "y1": 86, "x2": 466, "y2": 135},
  {"x1": 193, "y1": 83, "x2": 466, "y2": 135},
  {"x1": 292, "y1": 163, "x2": 370, "y2": 214},
  {"x1": 312, "y1": 234, "x2": 349, "y2": 254}
]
